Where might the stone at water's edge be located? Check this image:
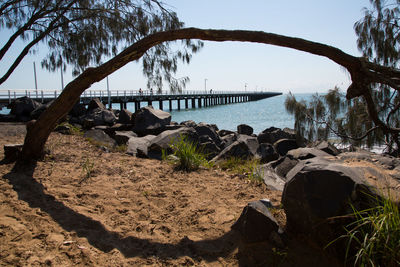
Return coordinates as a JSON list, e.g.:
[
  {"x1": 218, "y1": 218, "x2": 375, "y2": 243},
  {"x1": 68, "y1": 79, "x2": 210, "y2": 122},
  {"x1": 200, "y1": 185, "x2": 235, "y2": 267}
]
[
  {"x1": 133, "y1": 106, "x2": 171, "y2": 136},
  {"x1": 237, "y1": 124, "x2": 253, "y2": 136},
  {"x1": 83, "y1": 129, "x2": 117, "y2": 149},
  {"x1": 126, "y1": 135, "x2": 156, "y2": 157}
]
